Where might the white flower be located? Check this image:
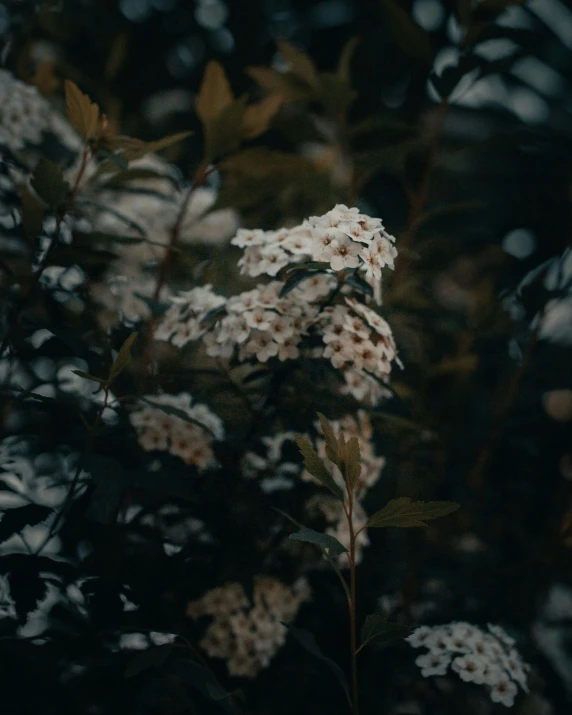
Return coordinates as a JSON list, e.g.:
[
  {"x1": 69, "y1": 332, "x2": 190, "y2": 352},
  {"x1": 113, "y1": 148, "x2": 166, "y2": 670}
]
[
  {"x1": 245, "y1": 332, "x2": 279, "y2": 362},
  {"x1": 415, "y1": 651, "x2": 451, "y2": 677},
  {"x1": 329, "y1": 235, "x2": 362, "y2": 271},
  {"x1": 406, "y1": 625, "x2": 434, "y2": 648},
  {"x1": 489, "y1": 677, "x2": 518, "y2": 707},
  {"x1": 451, "y1": 654, "x2": 488, "y2": 683}
]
